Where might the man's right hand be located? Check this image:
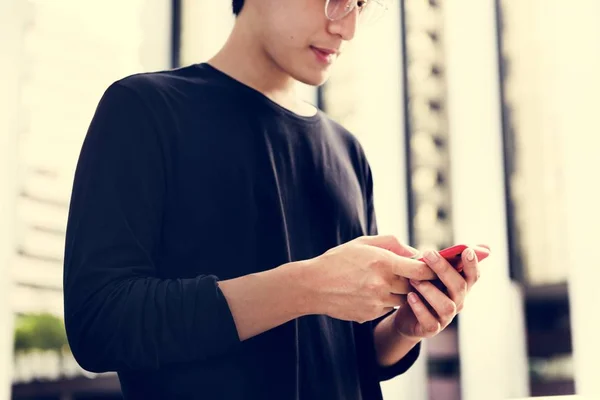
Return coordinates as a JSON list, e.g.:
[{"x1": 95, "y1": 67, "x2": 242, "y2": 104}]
[
  {"x1": 218, "y1": 235, "x2": 436, "y2": 342},
  {"x1": 303, "y1": 235, "x2": 437, "y2": 324}
]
